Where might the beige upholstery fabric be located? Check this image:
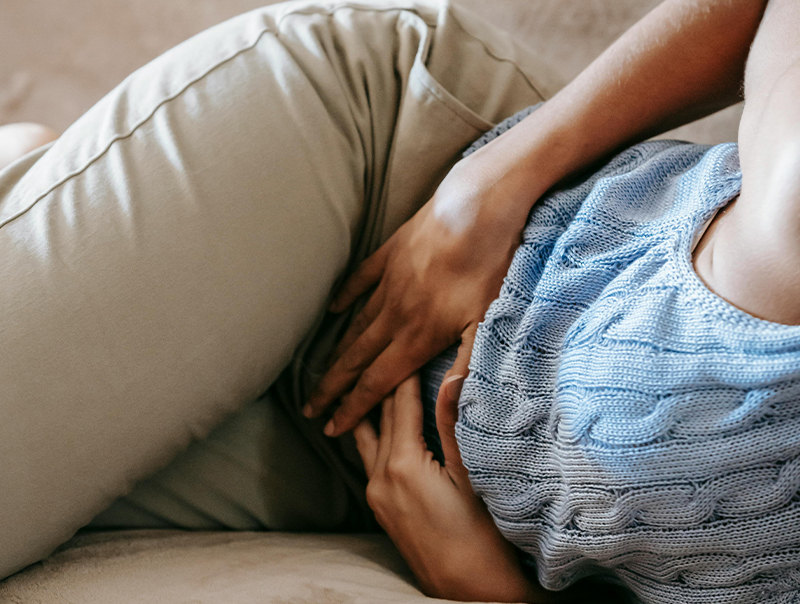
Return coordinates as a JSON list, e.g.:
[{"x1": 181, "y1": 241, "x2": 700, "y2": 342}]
[
  {"x1": 0, "y1": 530, "x2": 628, "y2": 603},
  {"x1": 0, "y1": 531, "x2": 439, "y2": 604},
  {"x1": 0, "y1": 0, "x2": 741, "y2": 143}
]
